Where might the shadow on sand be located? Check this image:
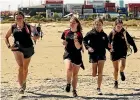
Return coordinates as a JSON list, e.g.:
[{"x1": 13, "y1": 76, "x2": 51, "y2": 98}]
[
  {"x1": 80, "y1": 93, "x2": 140, "y2": 100},
  {"x1": 20, "y1": 91, "x2": 73, "y2": 99},
  {"x1": 80, "y1": 88, "x2": 140, "y2": 100}
]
